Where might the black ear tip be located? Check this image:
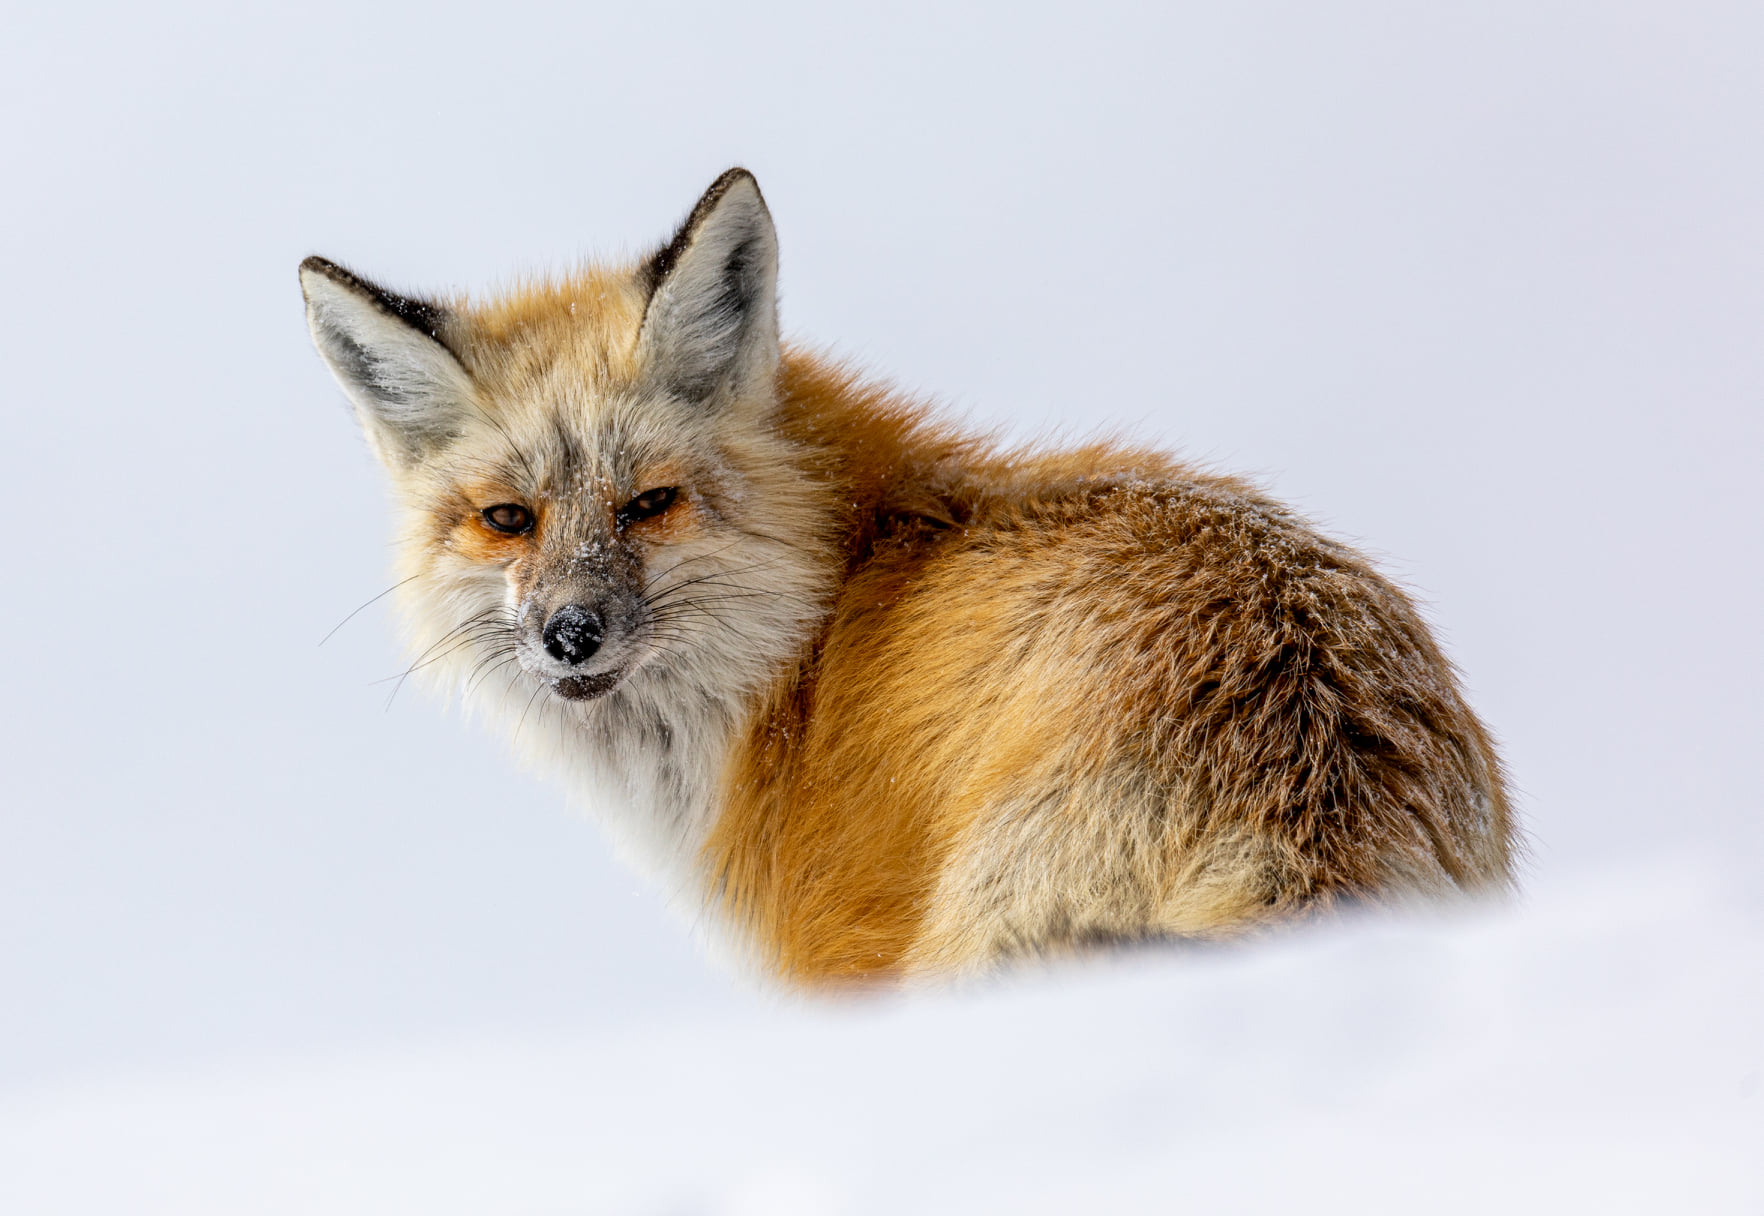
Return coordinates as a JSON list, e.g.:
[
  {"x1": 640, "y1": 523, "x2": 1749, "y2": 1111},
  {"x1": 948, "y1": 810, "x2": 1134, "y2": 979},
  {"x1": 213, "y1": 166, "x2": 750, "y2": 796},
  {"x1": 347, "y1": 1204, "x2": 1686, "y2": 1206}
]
[
  {"x1": 299, "y1": 257, "x2": 356, "y2": 302},
  {"x1": 296, "y1": 258, "x2": 452, "y2": 347},
  {"x1": 704, "y1": 167, "x2": 764, "y2": 208}
]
